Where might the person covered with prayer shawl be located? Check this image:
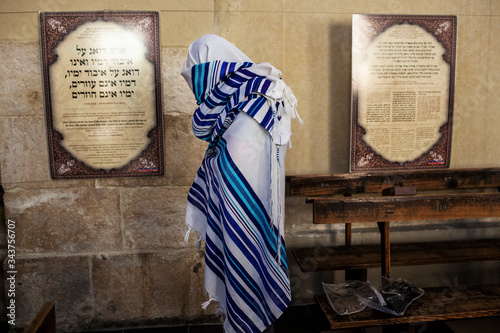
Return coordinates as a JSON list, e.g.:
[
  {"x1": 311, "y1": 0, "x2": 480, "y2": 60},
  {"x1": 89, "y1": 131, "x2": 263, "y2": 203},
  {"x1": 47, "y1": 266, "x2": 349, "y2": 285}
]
[{"x1": 181, "y1": 34, "x2": 302, "y2": 333}]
